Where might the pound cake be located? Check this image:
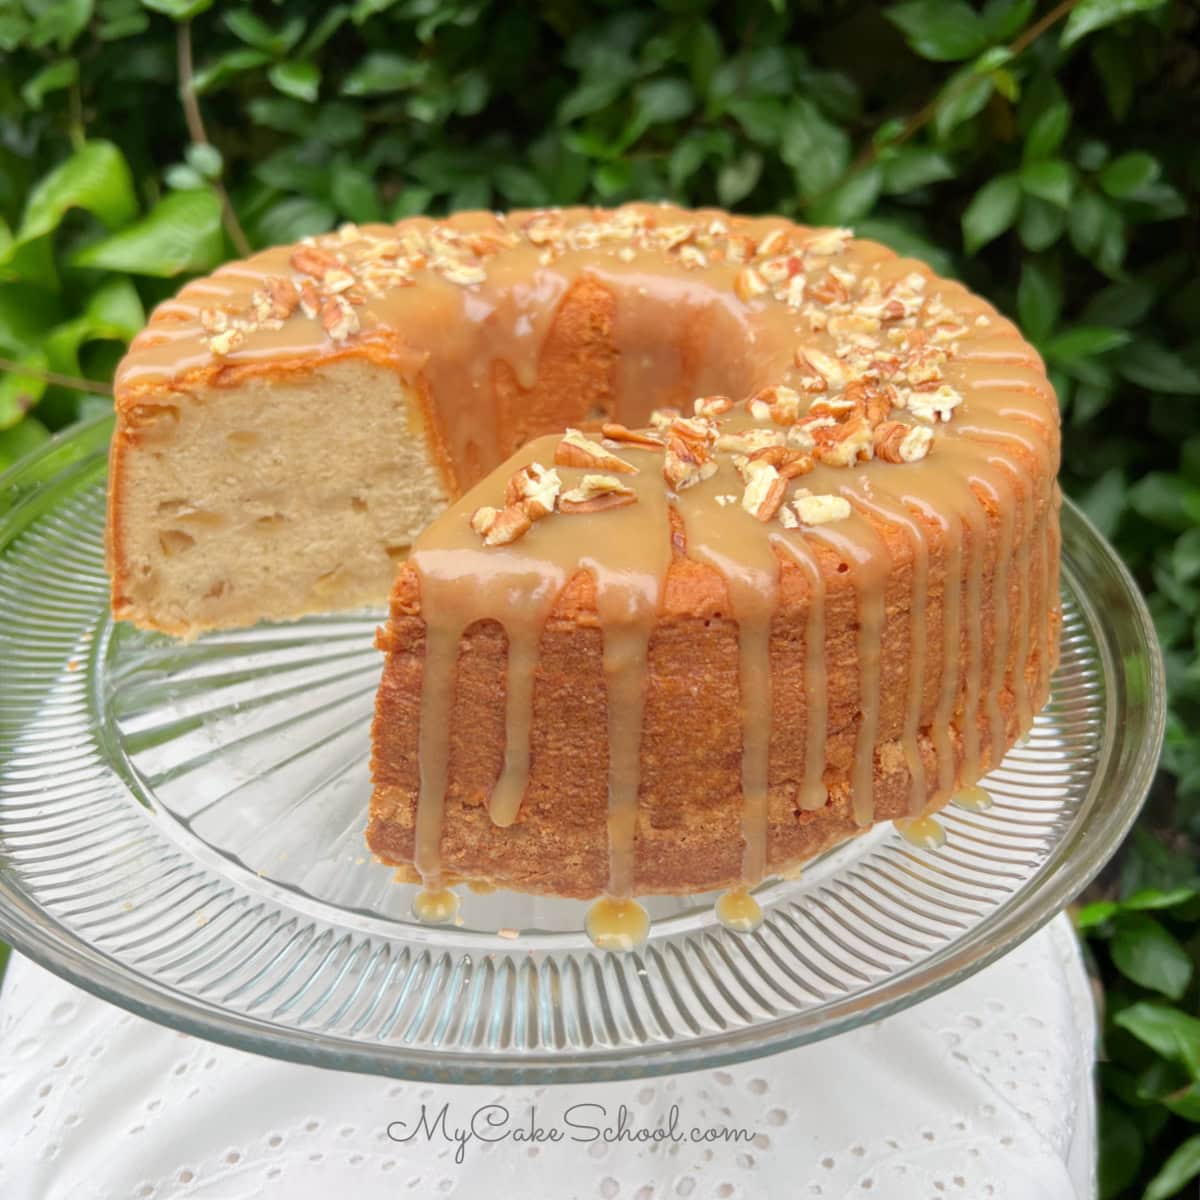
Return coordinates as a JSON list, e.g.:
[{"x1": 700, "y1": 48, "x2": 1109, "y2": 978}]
[{"x1": 107, "y1": 205, "x2": 1061, "y2": 937}]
